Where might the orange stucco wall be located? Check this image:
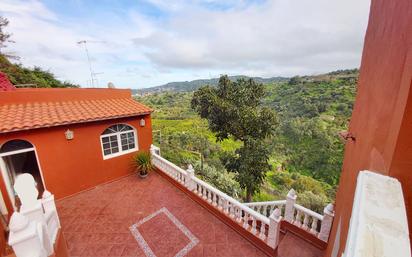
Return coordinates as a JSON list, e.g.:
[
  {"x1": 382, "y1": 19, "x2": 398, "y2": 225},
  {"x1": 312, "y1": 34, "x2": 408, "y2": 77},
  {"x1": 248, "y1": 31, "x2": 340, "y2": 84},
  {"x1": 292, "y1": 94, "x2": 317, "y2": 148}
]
[
  {"x1": 0, "y1": 115, "x2": 153, "y2": 201},
  {"x1": 326, "y1": 0, "x2": 412, "y2": 256}
]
